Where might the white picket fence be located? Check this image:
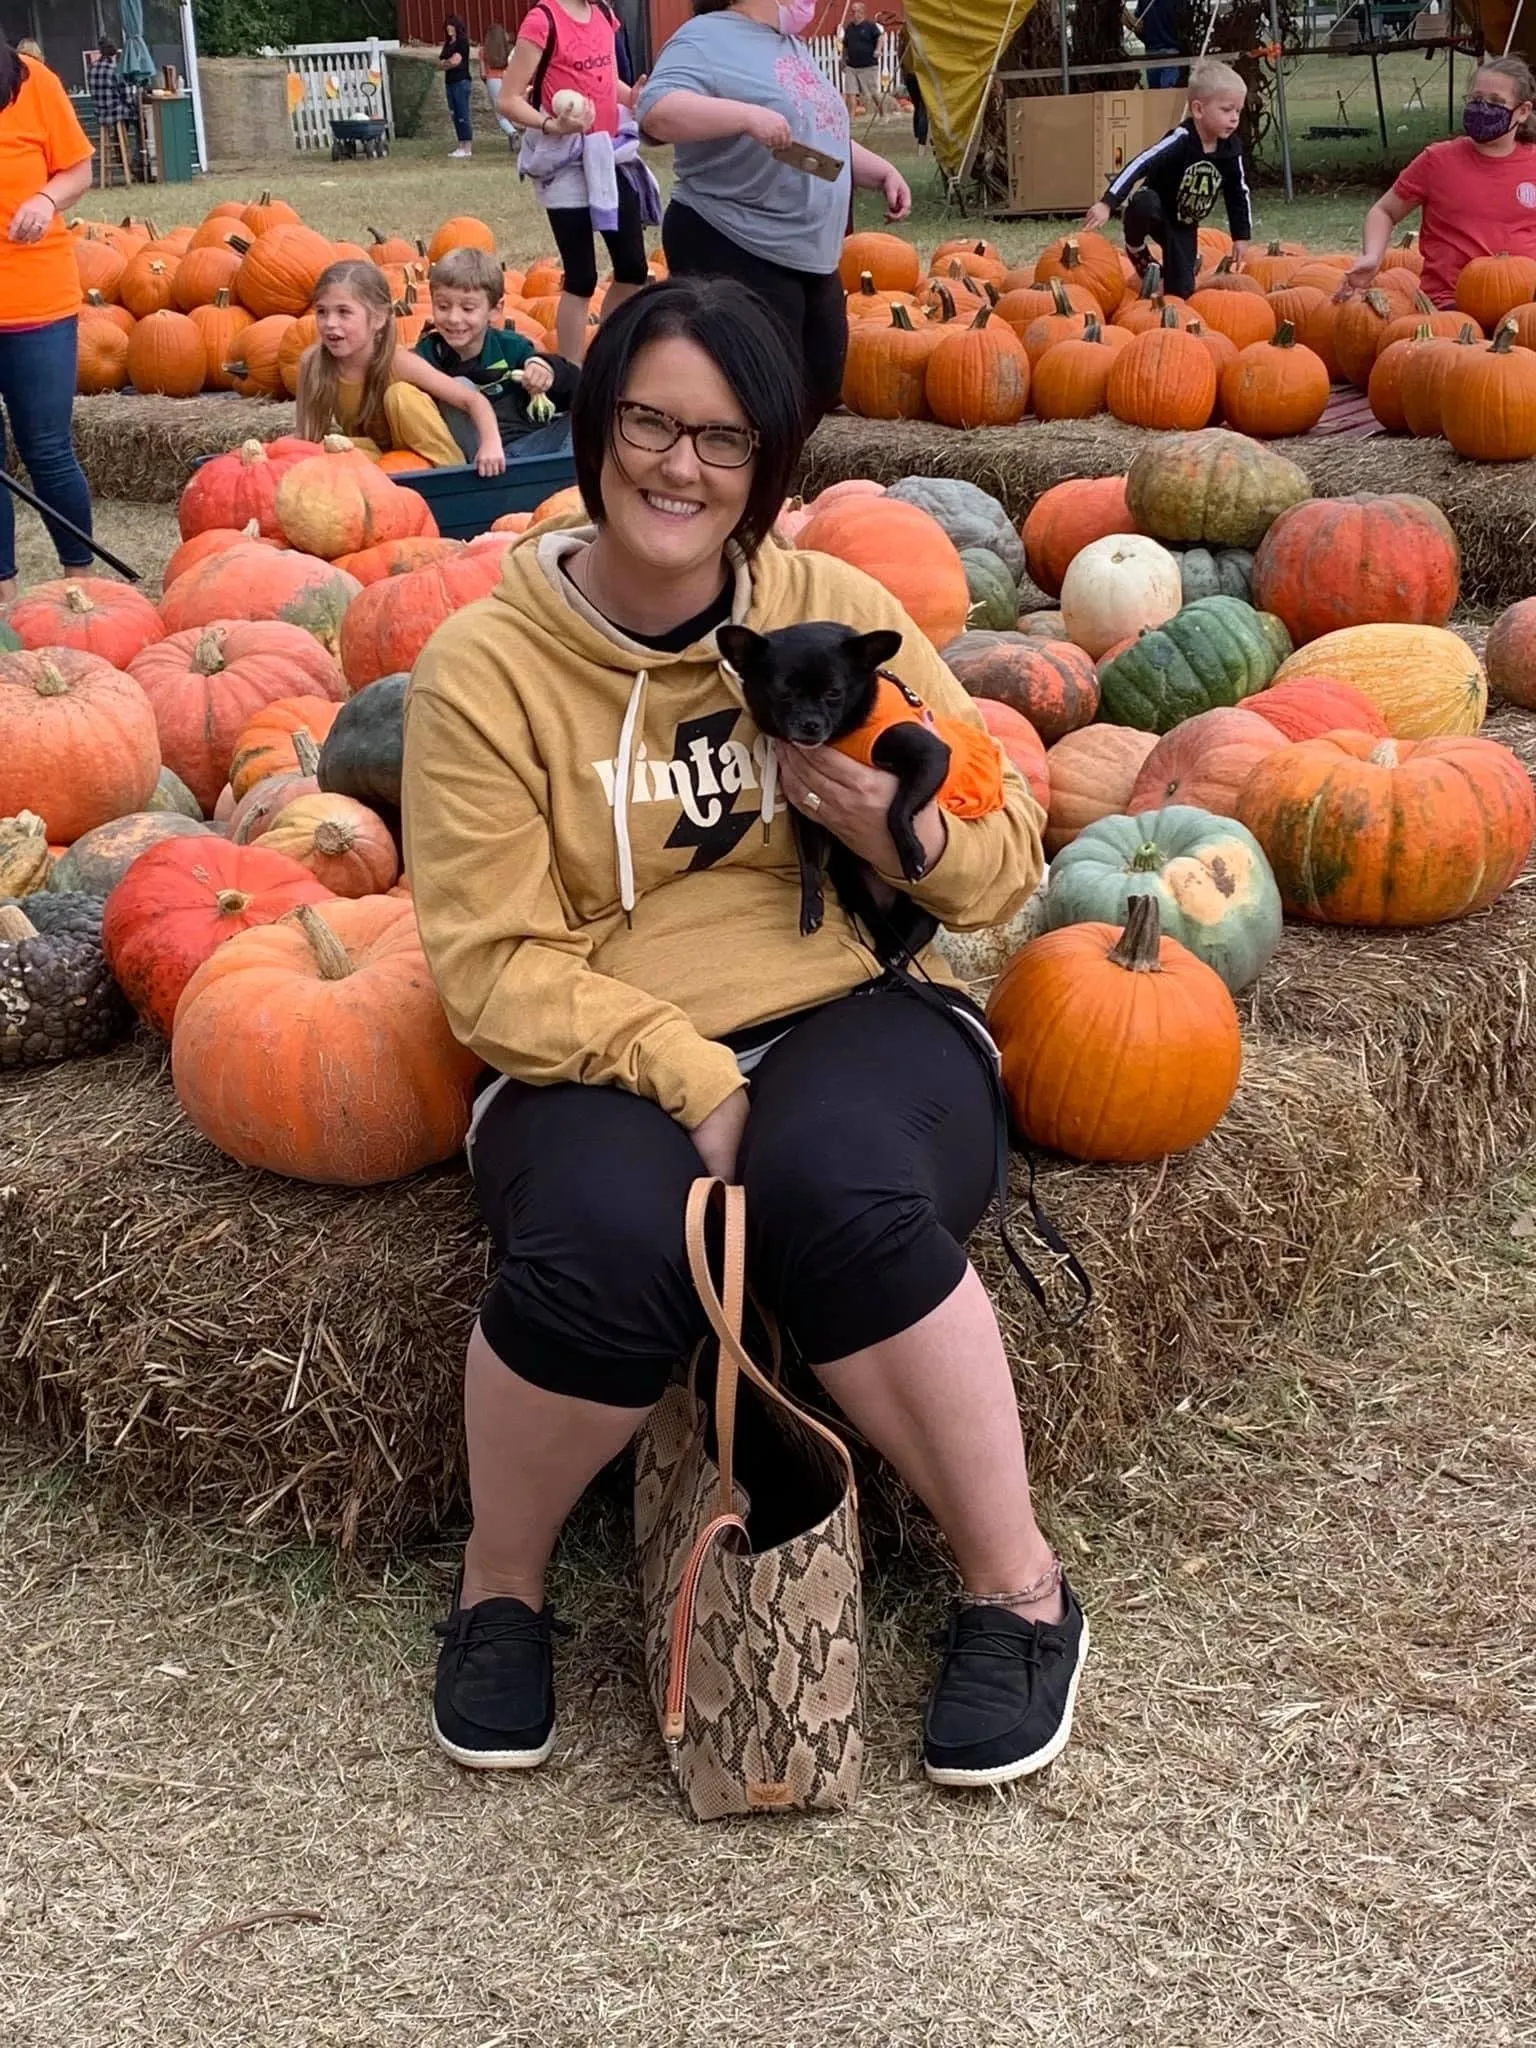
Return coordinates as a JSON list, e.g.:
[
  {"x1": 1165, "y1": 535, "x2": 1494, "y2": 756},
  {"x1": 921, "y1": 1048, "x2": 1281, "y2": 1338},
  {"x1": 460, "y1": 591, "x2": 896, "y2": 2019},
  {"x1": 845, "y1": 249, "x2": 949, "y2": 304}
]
[
  {"x1": 283, "y1": 39, "x2": 399, "y2": 153},
  {"x1": 804, "y1": 33, "x2": 903, "y2": 97}
]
